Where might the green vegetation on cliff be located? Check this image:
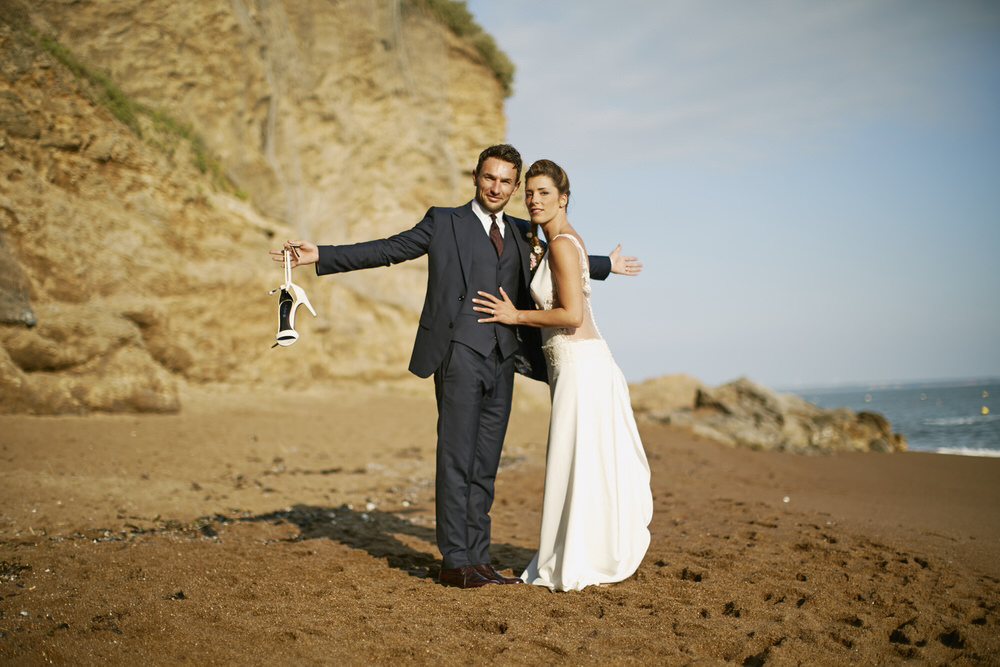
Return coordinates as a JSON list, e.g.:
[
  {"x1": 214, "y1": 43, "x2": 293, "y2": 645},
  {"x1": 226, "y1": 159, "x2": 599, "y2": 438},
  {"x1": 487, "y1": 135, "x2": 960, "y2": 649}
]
[
  {"x1": 33, "y1": 32, "x2": 240, "y2": 196},
  {"x1": 408, "y1": 0, "x2": 515, "y2": 96}
]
